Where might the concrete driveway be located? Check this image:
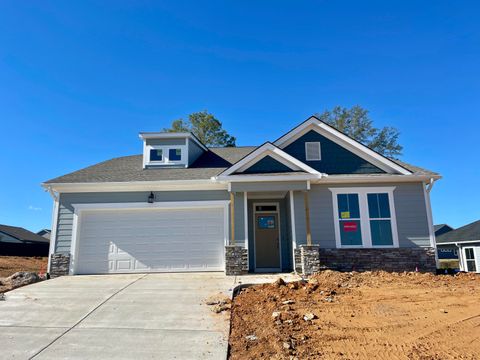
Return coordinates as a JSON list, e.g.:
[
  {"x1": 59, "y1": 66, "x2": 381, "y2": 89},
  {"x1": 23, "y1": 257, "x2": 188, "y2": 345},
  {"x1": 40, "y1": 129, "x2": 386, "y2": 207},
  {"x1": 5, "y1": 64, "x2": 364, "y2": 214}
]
[{"x1": 0, "y1": 273, "x2": 235, "y2": 360}]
